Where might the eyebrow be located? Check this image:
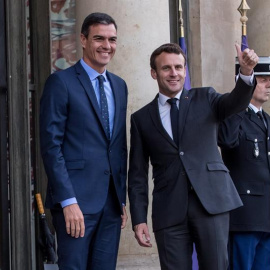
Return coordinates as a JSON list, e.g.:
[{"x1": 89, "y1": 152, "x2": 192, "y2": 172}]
[
  {"x1": 257, "y1": 76, "x2": 269, "y2": 80},
  {"x1": 161, "y1": 64, "x2": 183, "y2": 68},
  {"x1": 92, "y1": 35, "x2": 117, "y2": 39}
]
